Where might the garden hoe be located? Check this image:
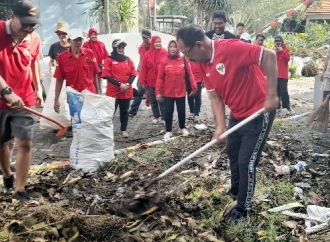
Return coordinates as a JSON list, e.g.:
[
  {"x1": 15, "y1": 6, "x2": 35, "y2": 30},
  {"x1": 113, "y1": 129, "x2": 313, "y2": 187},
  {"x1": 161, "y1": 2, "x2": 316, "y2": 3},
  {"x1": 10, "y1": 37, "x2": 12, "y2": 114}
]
[{"x1": 129, "y1": 108, "x2": 266, "y2": 214}]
